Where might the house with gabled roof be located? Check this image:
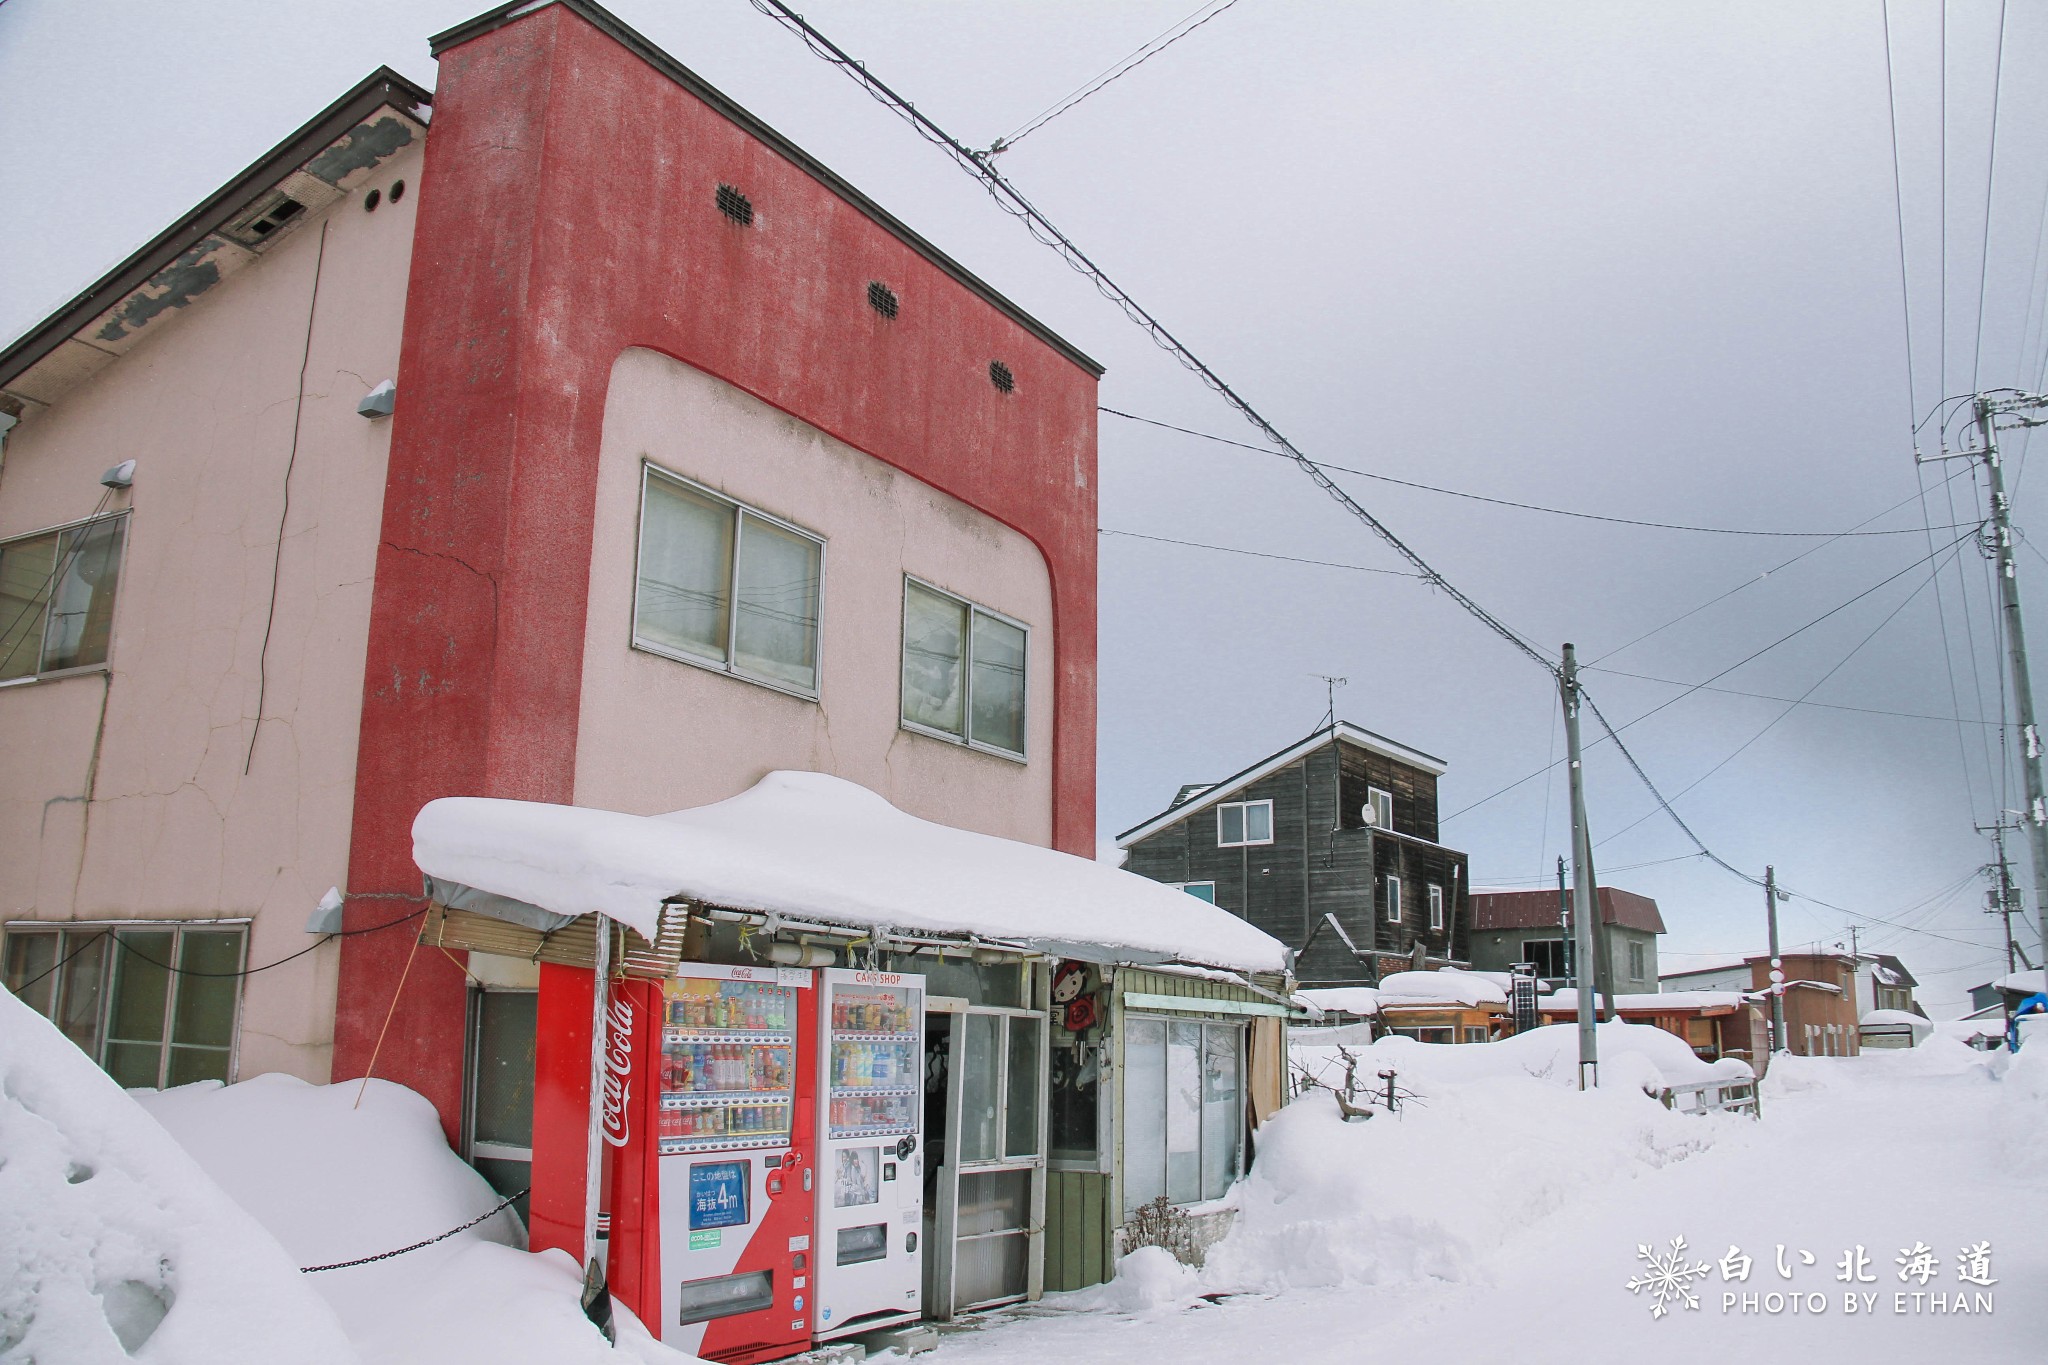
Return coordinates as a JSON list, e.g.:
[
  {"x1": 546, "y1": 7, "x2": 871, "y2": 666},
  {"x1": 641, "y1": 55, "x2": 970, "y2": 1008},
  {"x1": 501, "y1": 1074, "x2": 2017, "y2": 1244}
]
[{"x1": 1116, "y1": 720, "x2": 1471, "y2": 987}]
